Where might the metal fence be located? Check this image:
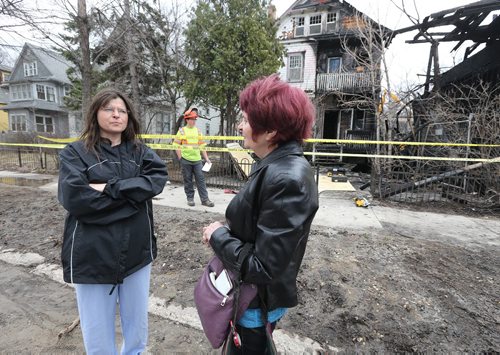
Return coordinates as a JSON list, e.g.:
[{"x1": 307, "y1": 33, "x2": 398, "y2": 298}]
[
  {"x1": 372, "y1": 159, "x2": 499, "y2": 211},
  {"x1": 1, "y1": 145, "x2": 498, "y2": 211},
  {"x1": 0, "y1": 146, "x2": 252, "y2": 190},
  {"x1": 0, "y1": 146, "x2": 60, "y2": 172}
]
